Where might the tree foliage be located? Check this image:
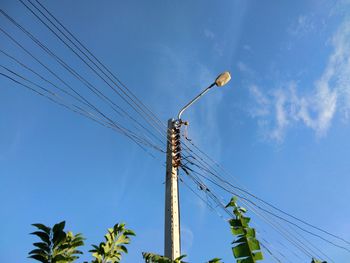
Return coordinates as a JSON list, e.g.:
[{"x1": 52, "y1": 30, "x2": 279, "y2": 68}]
[
  {"x1": 226, "y1": 197, "x2": 263, "y2": 263},
  {"x1": 29, "y1": 222, "x2": 133, "y2": 263},
  {"x1": 142, "y1": 252, "x2": 187, "y2": 263},
  {"x1": 29, "y1": 200, "x2": 322, "y2": 263},
  {"x1": 311, "y1": 259, "x2": 327, "y2": 263},
  {"x1": 29, "y1": 221, "x2": 84, "y2": 263},
  {"x1": 207, "y1": 258, "x2": 222, "y2": 263},
  {"x1": 89, "y1": 223, "x2": 135, "y2": 263}
]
